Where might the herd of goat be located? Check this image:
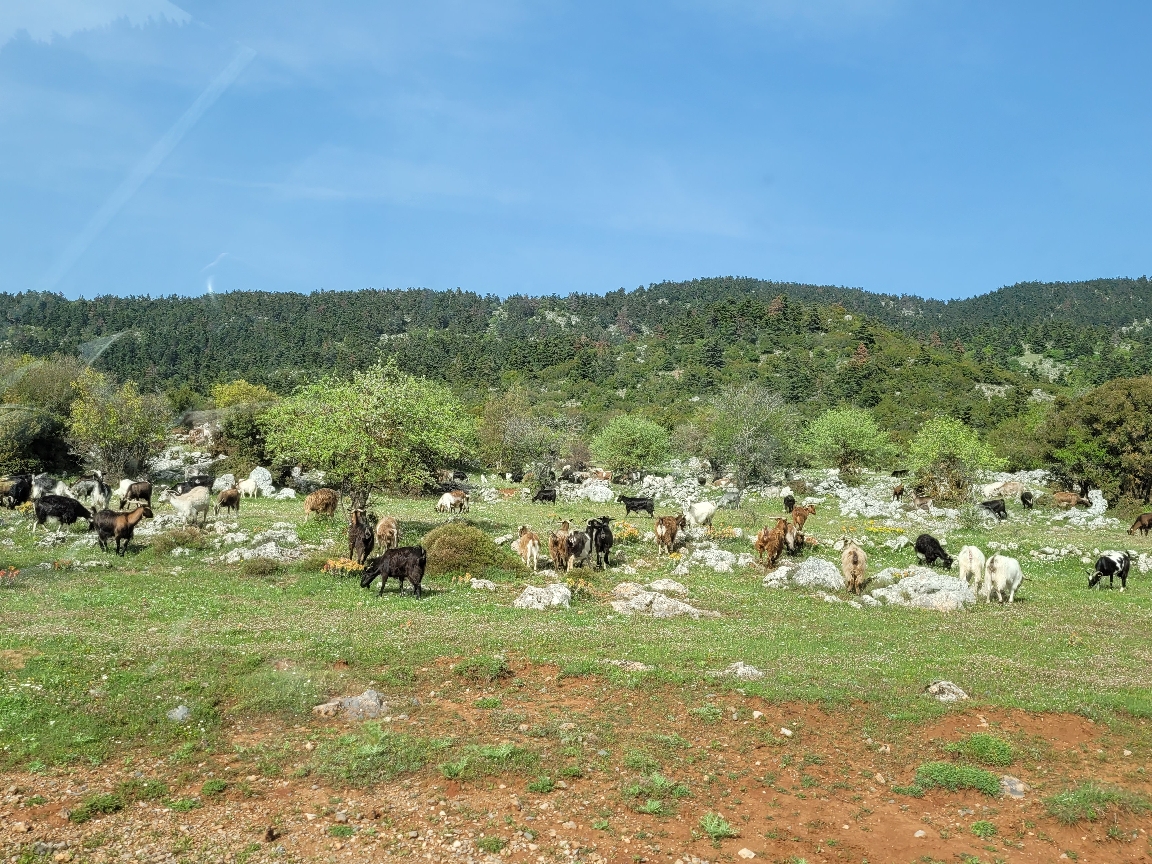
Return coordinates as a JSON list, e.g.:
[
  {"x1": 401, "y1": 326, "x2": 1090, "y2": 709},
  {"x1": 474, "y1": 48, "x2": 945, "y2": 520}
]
[{"x1": 0, "y1": 468, "x2": 1142, "y2": 599}]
